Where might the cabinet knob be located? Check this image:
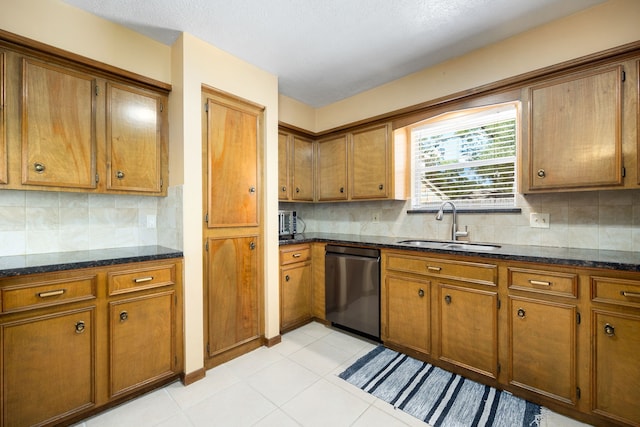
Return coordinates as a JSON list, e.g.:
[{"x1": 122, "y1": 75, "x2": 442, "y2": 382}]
[
  {"x1": 285, "y1": 275, "x2": 290, "y2": 282},
  {"x1": 418, "y1": 289, "x2": 425, "y2": 297},
  {"x1": 34, "y1": 162, "x2": 46, "y2": 173},
  {"x1": 75, "y1": 321, "x2": 86, "y2": 334},
  {"x1": 119, "y1": 311, "x2": 128, "y2": 322},
  {"x1": 340, "y1": 187, "x2": 344, "y2": 193},
  {"x1": 537, "y1": 169, "x2": 546, "y2": 178},
  {"x1": 249, "y1": 186, "x2": 256, "y2": 194},
  {"x1": 517, "y1": 308, "x2": 526, "y2": 318},
  {"x1": 444, "y1": 295, "x2": 452, "y2": 305},
  {"x1": 281, "y1": 186, "x2": 287, "y2": 192},
  {"x1": 296, "y1": 187, "x2": 300, "y2": 193},
  {"x1": 378, "y1": 184, "x2": 384, "y2": 190},
  {"x1": 116, "y1": 170, "x2": 125, "y2": 179},
  {"x1": 249, "y1": 241, "x2": 256, "y2": 250},
  {"x1": 604, "y1": 323, "x2": 615, "y2": 337}
]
